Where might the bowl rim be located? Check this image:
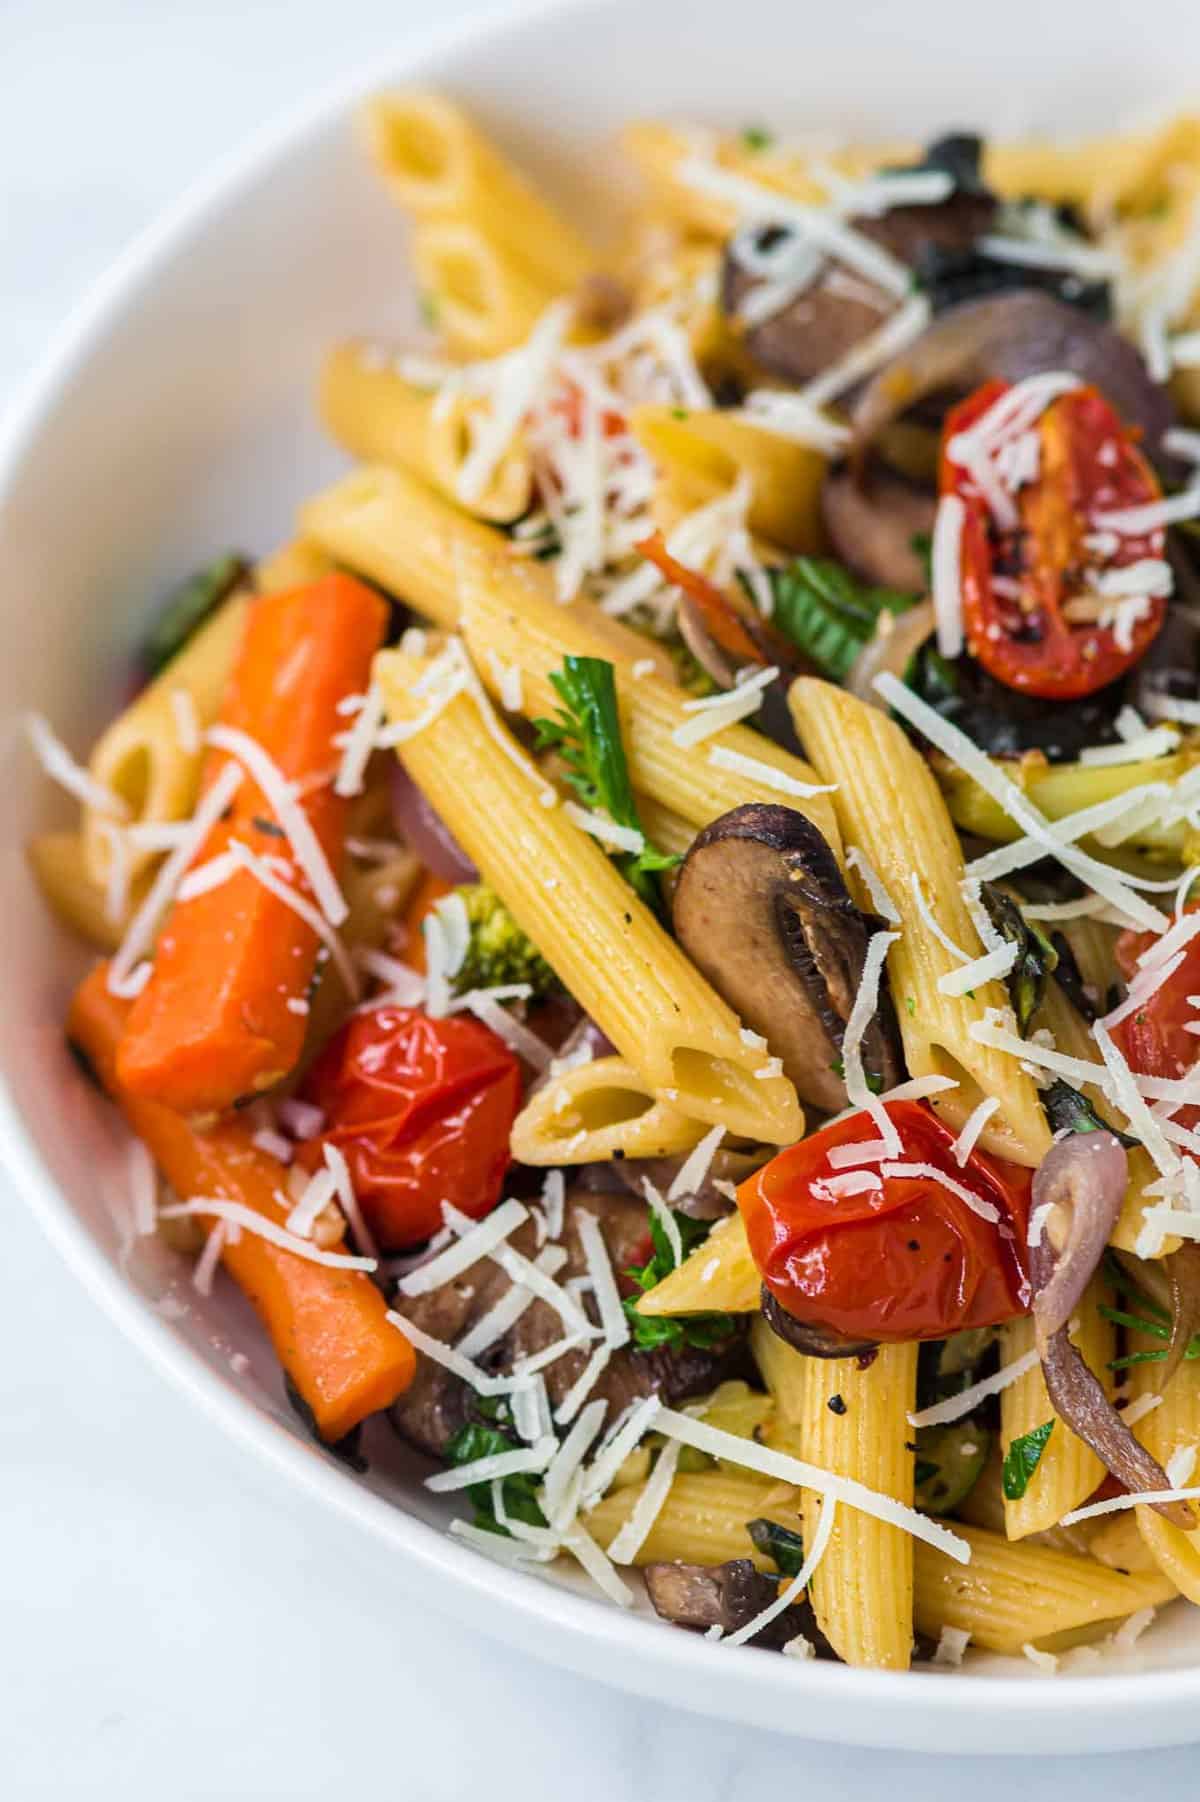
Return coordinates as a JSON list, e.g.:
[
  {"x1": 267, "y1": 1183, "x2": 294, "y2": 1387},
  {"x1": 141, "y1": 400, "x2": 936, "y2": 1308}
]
[{"x1": 5, "y1": 0, "x2": 1200, "y2": 1745}]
